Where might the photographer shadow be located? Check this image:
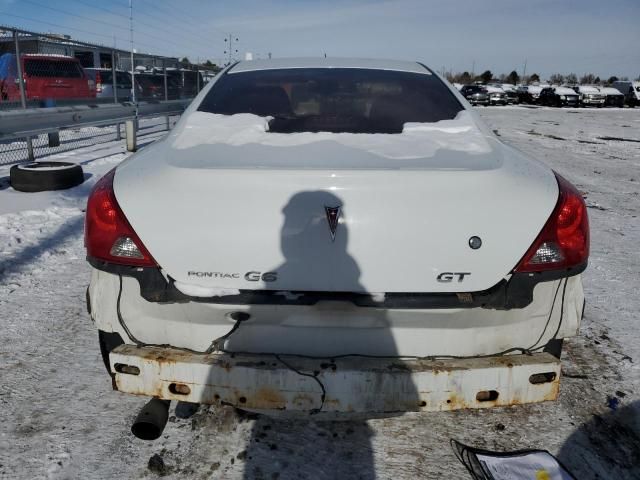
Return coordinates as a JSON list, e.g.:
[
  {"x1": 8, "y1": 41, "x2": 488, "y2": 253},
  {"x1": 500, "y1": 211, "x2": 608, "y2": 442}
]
[{"x1": 232, "y1": 190, "x2": 420, "y2": 479}]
